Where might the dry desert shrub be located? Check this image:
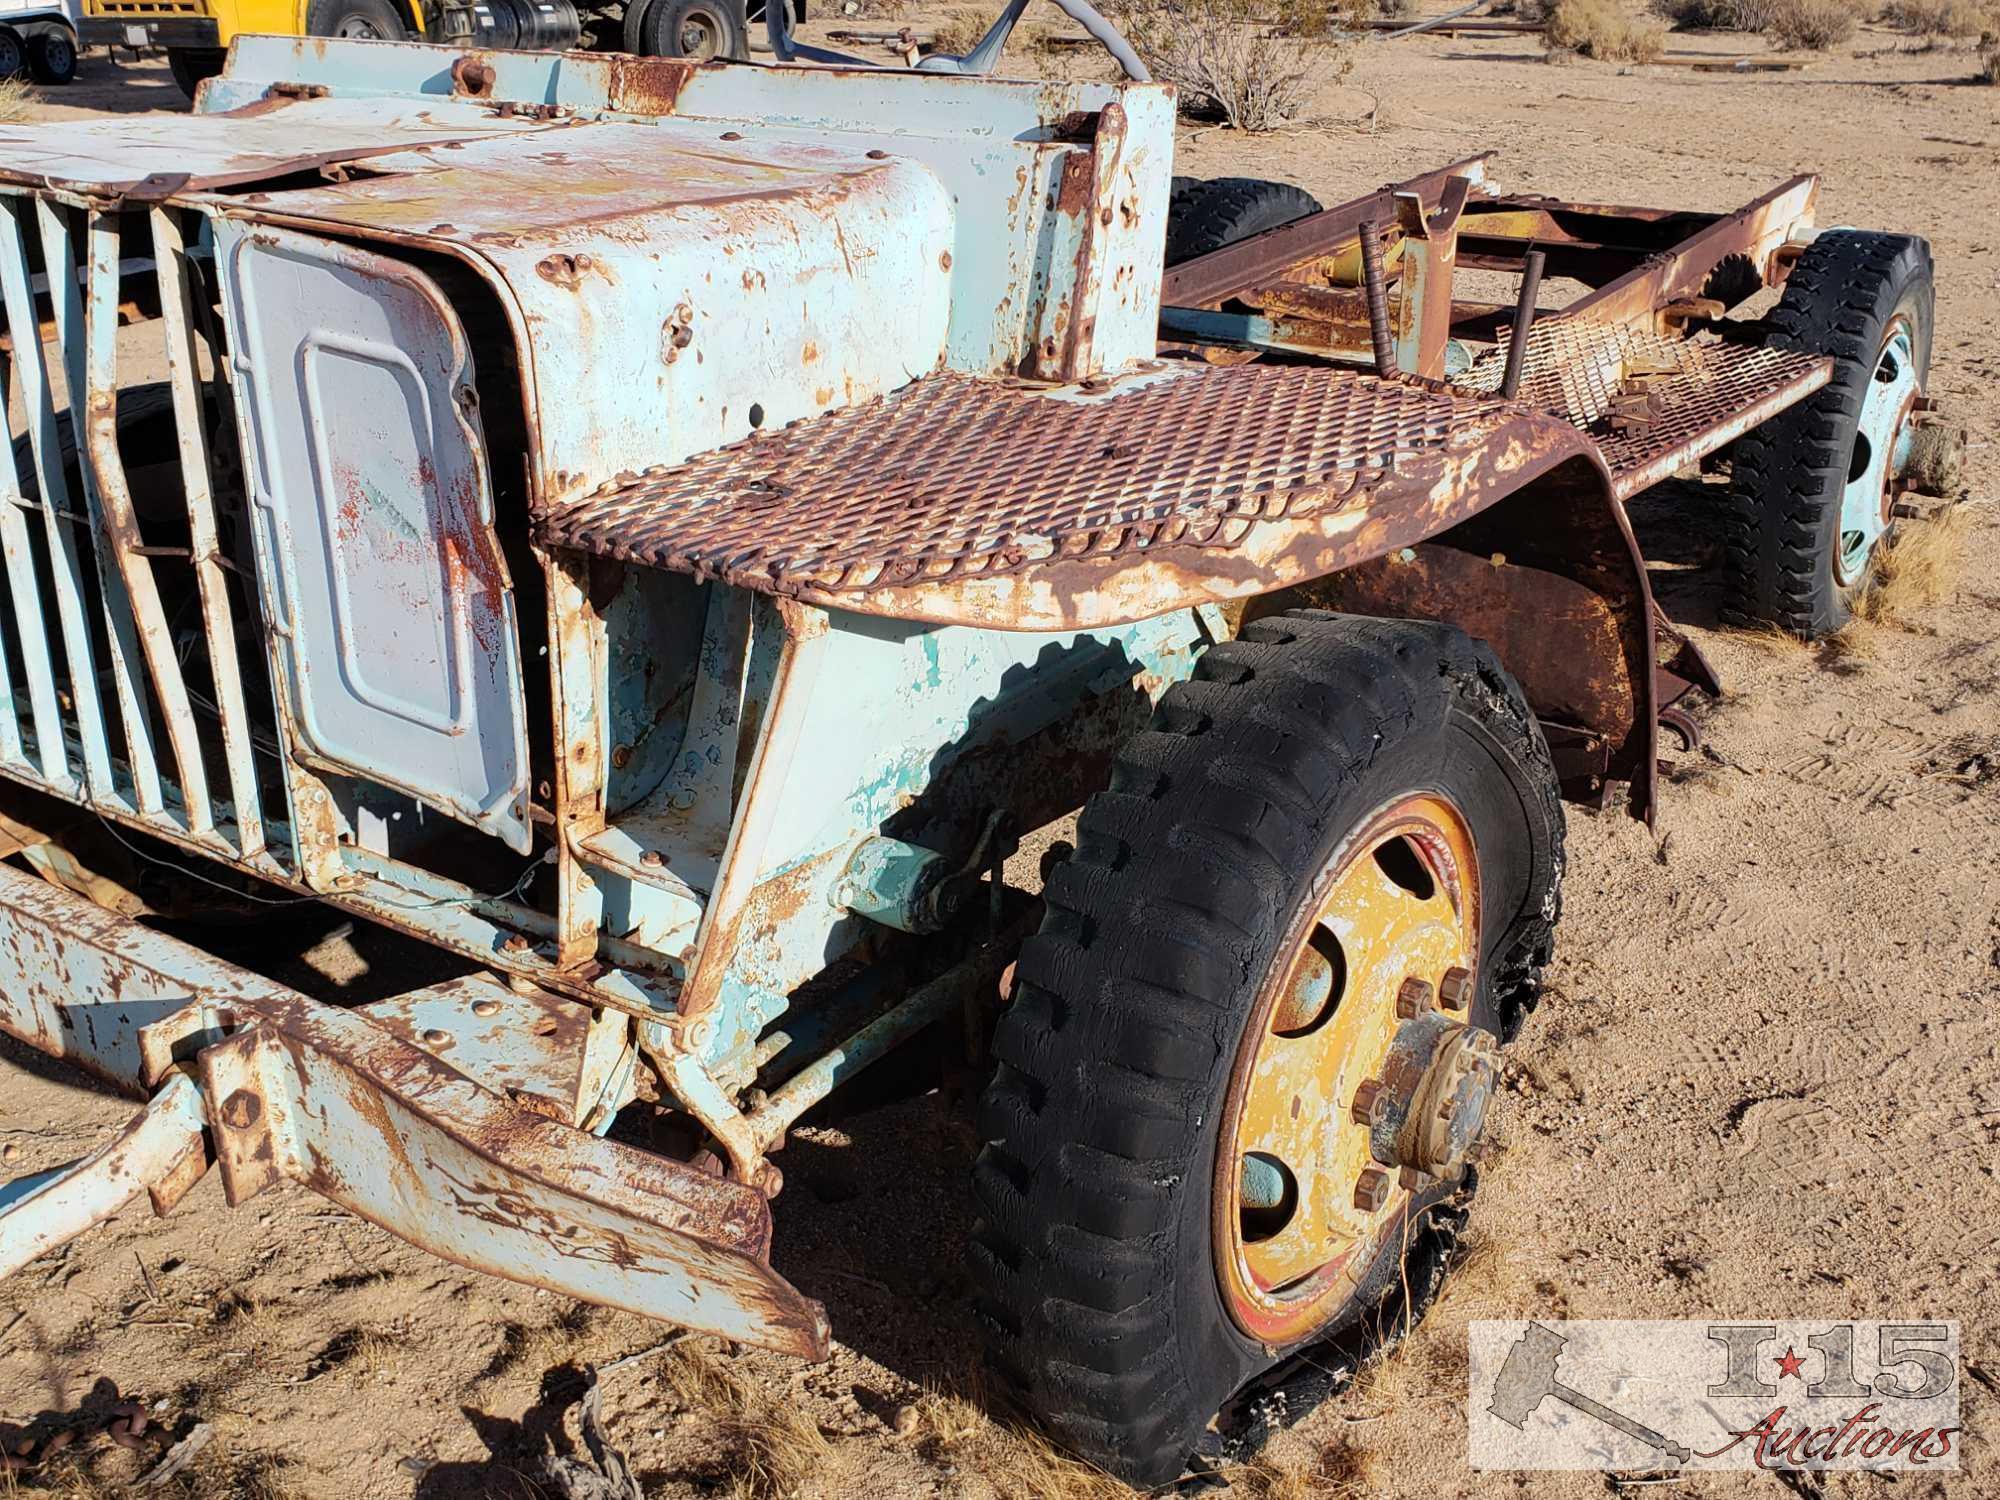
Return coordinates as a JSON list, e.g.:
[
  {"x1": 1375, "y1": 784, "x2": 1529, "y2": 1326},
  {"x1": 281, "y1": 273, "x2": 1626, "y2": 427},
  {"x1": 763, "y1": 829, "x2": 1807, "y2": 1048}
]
[
  {"x1": 1543, "y1": 0, "x2": 1669, "y2": 57},
  {"x1": 1981, "y1": 28, "x2": 2000, "y2": 75},
  {"x1": 930, "y1": 8, "x2": 991, "y2": 54},
  {"x1": 0, "y1": 75, "x2": 35, "y2": 124},
  {"x1": 1763, "y1": 0, "x2": 1863, "y2": 45},
  {"x1": 1860, "y1": 503, "x2": 1970, "y2": 624},
  {"x1": 1880, "y1": 0, "x2": 1994, "y2": 33},
  {"x1": 1648, "y1": 0, "x2": 1779, "y2": 28},
  {"x1": 1119, "y1": 0, "x2": 1354, "y2": 130}
]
